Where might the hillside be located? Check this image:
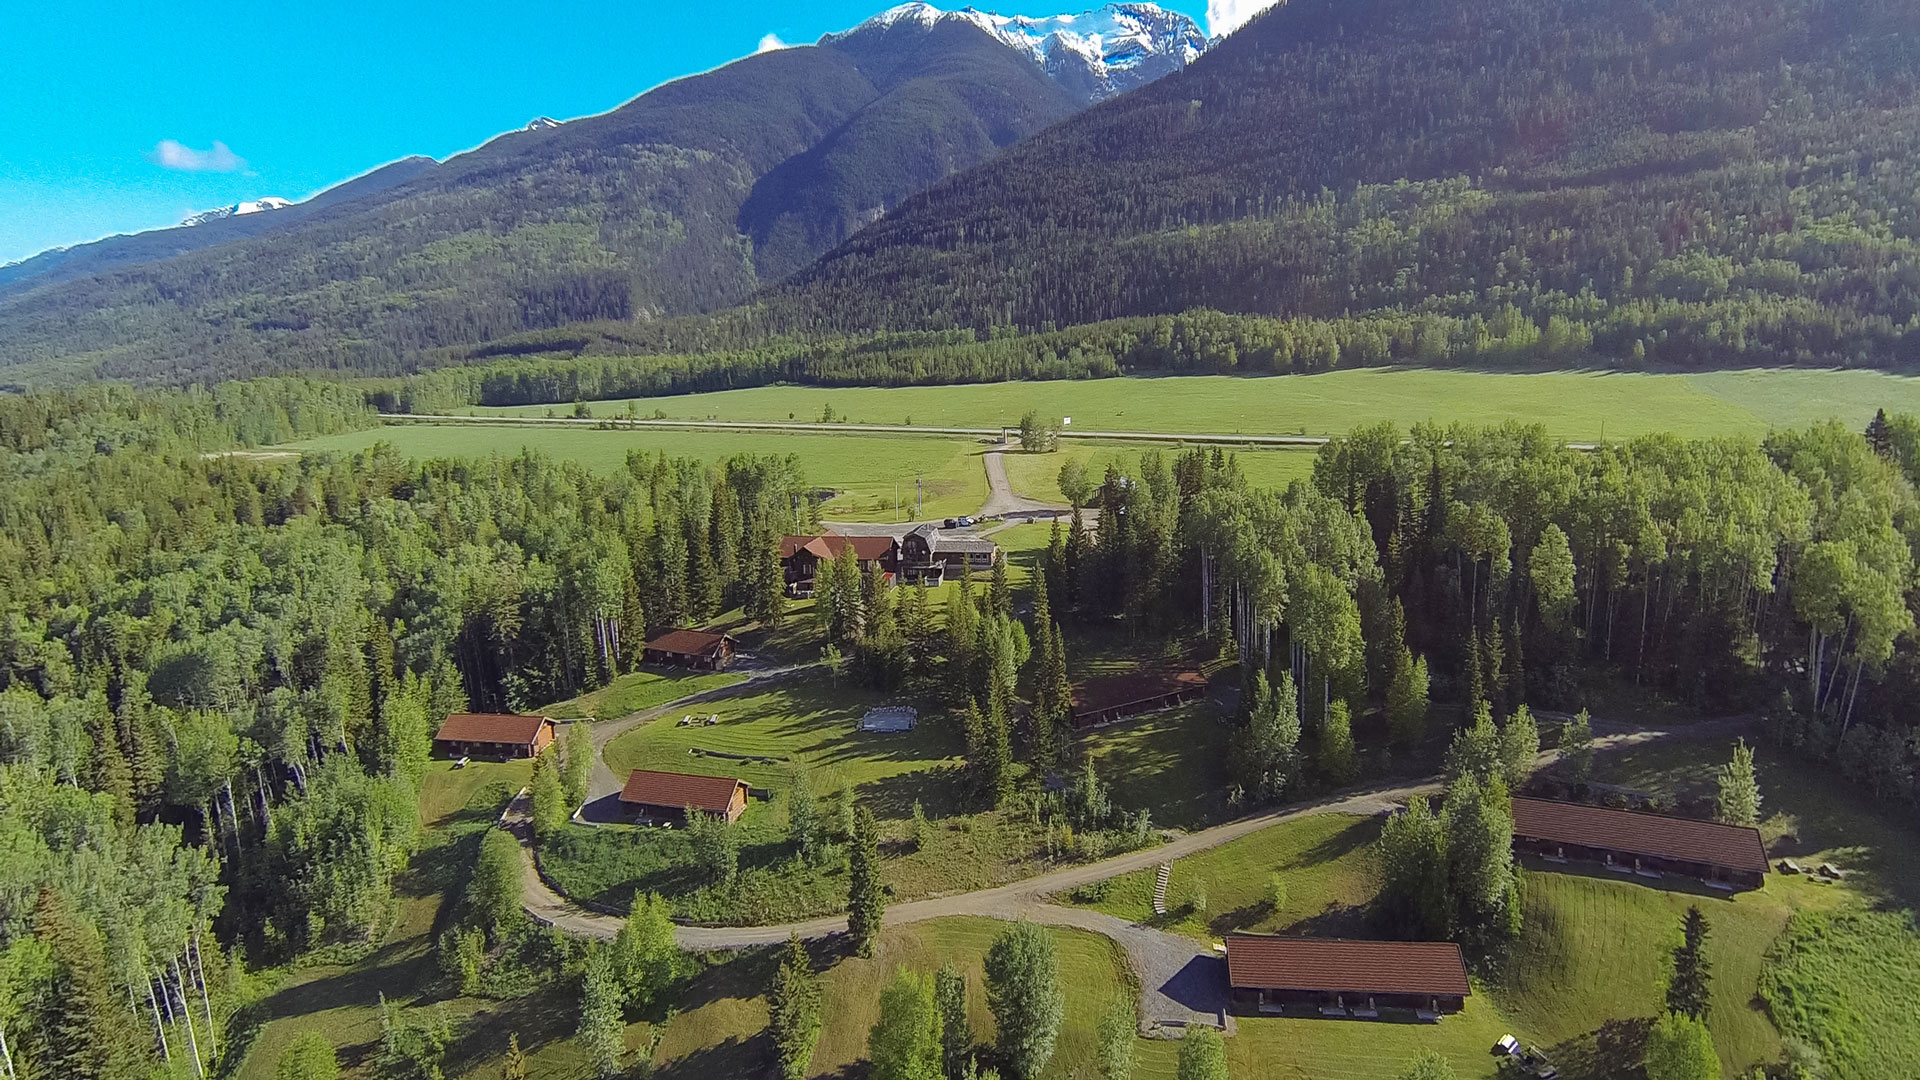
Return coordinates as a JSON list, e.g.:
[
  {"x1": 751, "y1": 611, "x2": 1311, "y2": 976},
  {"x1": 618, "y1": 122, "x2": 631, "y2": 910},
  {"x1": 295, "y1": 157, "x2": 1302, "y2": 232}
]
[
  {"x1": 751, "y1": 0, "x2": 1920, "y2": 371},
  {"x1": 0, "y1": 156, "x2": 438, "y2": 295},
  {"x1": 0, "y1": 5, "x2": 1202, "y2": 385}
]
